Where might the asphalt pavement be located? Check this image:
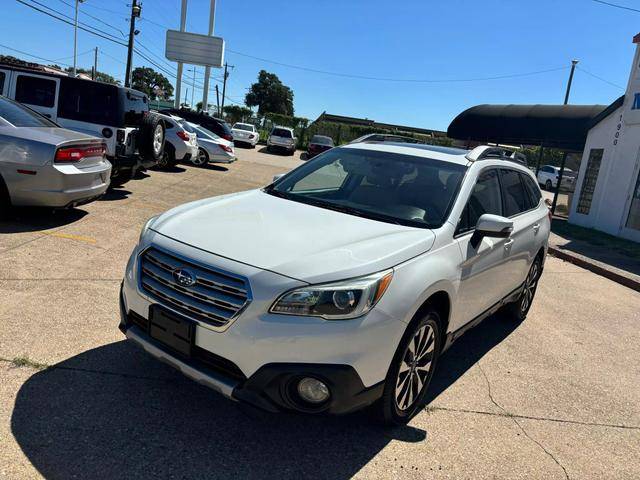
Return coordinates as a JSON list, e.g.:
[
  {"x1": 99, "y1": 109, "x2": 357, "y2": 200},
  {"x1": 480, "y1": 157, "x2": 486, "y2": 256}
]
[{"x1": 1, "y1": 147, "x2": 639, "y2": 479}]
